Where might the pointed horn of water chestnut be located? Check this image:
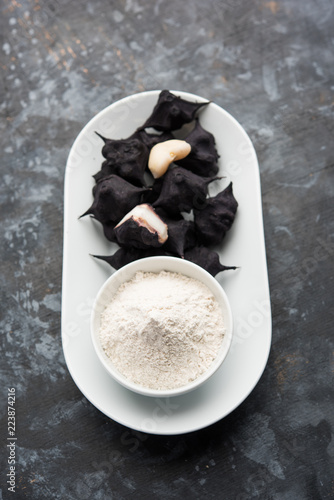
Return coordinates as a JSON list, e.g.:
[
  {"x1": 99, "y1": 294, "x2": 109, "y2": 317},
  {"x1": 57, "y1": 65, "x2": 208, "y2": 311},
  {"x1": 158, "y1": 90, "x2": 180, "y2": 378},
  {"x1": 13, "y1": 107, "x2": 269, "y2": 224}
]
[
  {"x1": 184, "y1": 246, "x2": 237, "y2": 277},
  {"x1": 94, "y1": 131, "x2": 108, "y2": 143},
  {"x1": 91, "y1": 247, "x2": 162, "y2": 270}
]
